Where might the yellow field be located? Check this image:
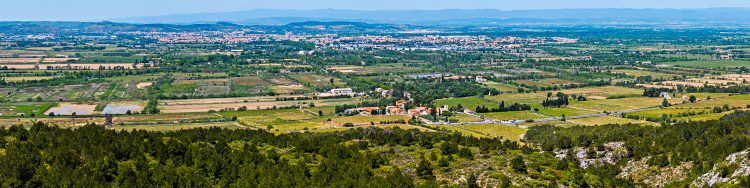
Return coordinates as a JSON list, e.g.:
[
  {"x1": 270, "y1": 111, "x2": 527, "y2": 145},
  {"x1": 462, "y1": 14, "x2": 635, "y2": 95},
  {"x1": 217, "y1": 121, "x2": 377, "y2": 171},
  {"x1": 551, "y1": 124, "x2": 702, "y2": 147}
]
[
  {"x1": 160, "y1": 97, "x2": 358, "y2": 113},
  {"x1": 449, "y1": 114, "x2": 483, "y2": 122},
  {"x1": 3, "y1": 76, "x2": 56, "y2": 82},
  {"x1": 485, "y1": 93, "x2": 547, "y2": 104},
  {"x1": 611, "y1": 69, "x2": 679, "y2": 79},
  {"x1": 519, "y1": 120, "x2": 577, "y2": 128},
  {"x1": 479, "y1": 111, "x2": 549, "y2": 120},
  {"x1": 566, "y1": 115, "x2": 656, "y2": 126},
  {"x1": 539, "y1": 78, "x2": 581, "y2": 85},
  {"x1": 270, "y1": 122, "x2": 333, "y2": 131},
  {"x1": 0, "y1": 58, "x2": 40, "y2": 63},
  {"x1": 42, "y1": 58, "x2": 79, "y2": 63},
  {"x1": 569, "y1": 97, "x2": 683, "y2": 112},
  {"x1": 551, "y1": 86, "x2": 643, "y2": 99},
  {"x1": 669, "y1": 94, "x2": 750, "y2": 109},
  {"x1": 673, "y1": 110, "x2": 735, "y2": 122}
]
